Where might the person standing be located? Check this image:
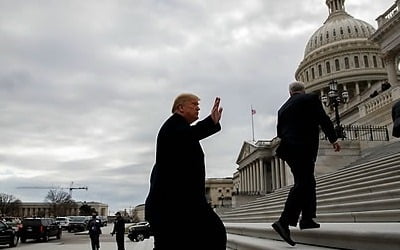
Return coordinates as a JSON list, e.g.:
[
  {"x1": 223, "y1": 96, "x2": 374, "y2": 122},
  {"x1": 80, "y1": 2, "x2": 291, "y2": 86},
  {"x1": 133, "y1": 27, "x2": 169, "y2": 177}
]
[
  {"x1": 391, "y1": 99, "x2": 400, "y2": 137},
  {"x1": 145, "y1": 94, "x2": 226, "y2": 250},
  {"x1": 273, "y1": 81, "x2": 341, "y2": 246},
  {"x1": 87, "y1": 212, "x2": 102, "y2": 250},
  {"x1": 111, "y1": 212, "x2": 125, "y2": 250}
]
